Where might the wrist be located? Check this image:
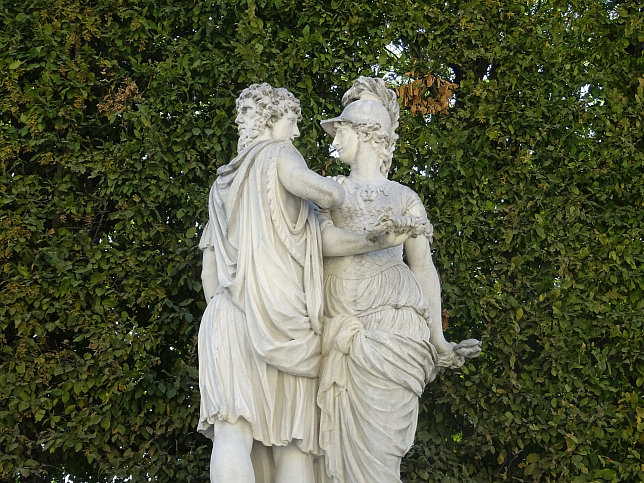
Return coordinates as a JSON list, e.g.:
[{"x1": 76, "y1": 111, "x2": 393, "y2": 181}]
[{"x1": 433, "y1": 339, "x2": 453, "y2": 354}]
